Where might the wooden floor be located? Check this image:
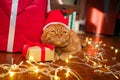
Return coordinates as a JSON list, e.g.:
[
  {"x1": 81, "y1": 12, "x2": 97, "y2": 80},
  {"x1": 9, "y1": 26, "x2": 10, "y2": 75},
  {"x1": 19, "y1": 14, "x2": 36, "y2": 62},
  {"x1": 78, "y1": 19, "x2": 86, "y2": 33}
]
[{"x1": 0, "y1": 32, "x2": 120, "y2": 80}]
